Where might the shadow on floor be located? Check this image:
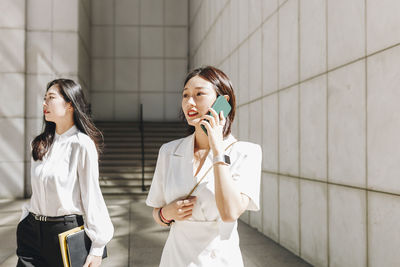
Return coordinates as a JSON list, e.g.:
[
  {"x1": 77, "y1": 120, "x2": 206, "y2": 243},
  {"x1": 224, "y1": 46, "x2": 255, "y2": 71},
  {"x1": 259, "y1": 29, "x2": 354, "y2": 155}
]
[{"x1": 0, "y1": 199, "x2": 311, "y2": 267}]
